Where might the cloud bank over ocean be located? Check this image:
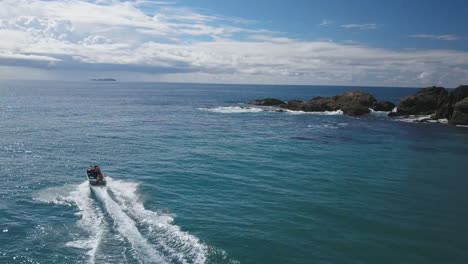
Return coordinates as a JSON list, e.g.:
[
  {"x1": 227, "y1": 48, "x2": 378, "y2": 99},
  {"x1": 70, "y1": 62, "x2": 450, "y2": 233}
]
[{"x1": 1, "y1": 0, "x2": 468, "y2": 86}]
